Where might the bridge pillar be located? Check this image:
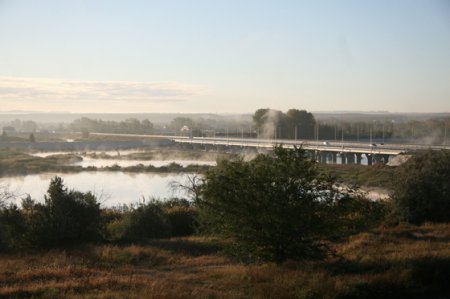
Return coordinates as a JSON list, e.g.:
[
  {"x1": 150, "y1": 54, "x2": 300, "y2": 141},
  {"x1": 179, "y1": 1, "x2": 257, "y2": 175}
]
[
  {"x1": 340, "y1": 153, "x2": 347, "y2": 165},
  {"x1": 381, "y1": 154, "x2": 390, "y2": 164},
  {"x1": 317, "y1": 152, "x2": 323, "y2": 163},
  {"x1": 325, "y1": 152, "x2": 330, "y2": 164},
  {"x1": 321, "y1": 152, "x2": 327, "y2": 164},
  {"x1": 366, "y1": 154, "x2": 373, "y2": 166},
  {"x1": 355, "y1": 153, "x2": 362, "y2": 165},
  {"x1": 331, "y1": 152, "x2": 337, "y2": 164},
  {"x1": 307, "y1": 150, "x2": 315, "y2": 161},
  {"x1": 346, "y1": 153, "x2": 355, "y2": 164},
  {"x1": 317, "y1": 152, "x2": 327, "y2": 164},
  {"x1": 372, "y1": 155, "x2": 382, "y2": 164}
]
